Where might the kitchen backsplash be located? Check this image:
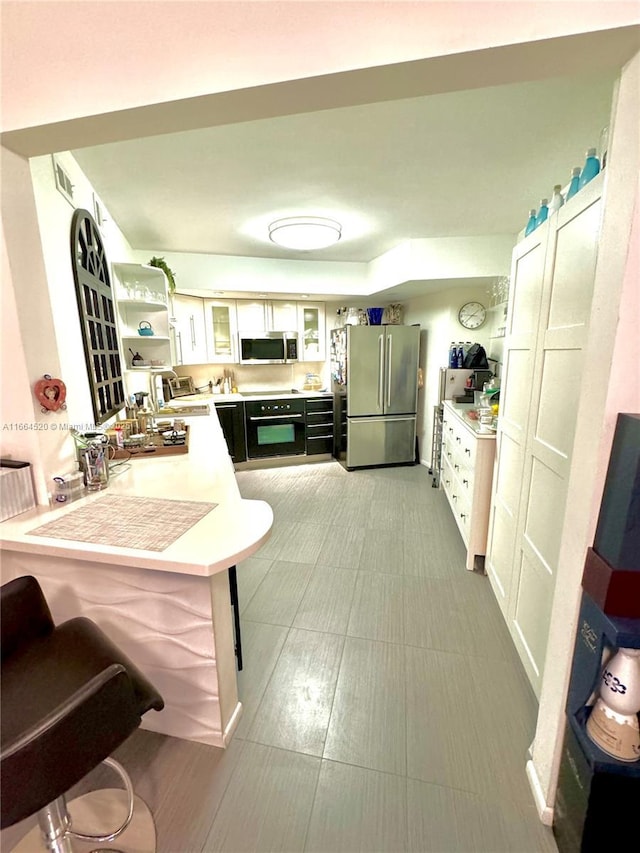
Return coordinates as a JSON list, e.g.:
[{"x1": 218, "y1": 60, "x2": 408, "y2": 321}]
[{"x1": 173, "y1": 361, "x2": 329, "y2": 393}]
